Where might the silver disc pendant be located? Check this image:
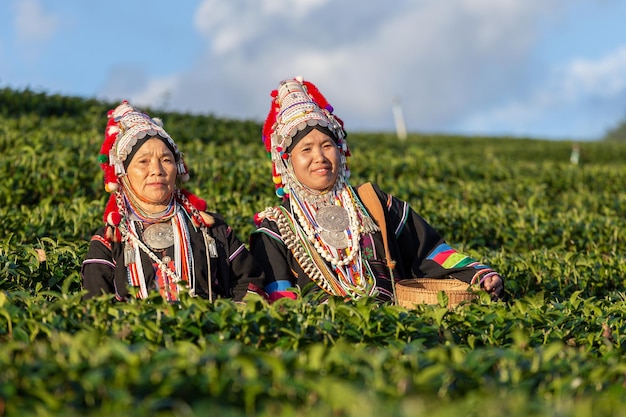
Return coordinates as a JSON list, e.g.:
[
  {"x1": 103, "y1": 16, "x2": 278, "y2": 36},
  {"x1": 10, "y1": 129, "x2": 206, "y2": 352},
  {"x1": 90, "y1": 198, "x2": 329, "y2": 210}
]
[
  {"x1": 143, "y1": 223, "x2": 175, "y2": 250},
  {"x1": 320, "y1": 230, "x2": 348, "y2": 249},
  {"x1": 316, "y1": 206, "x2": 350, "y2": 232}
]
